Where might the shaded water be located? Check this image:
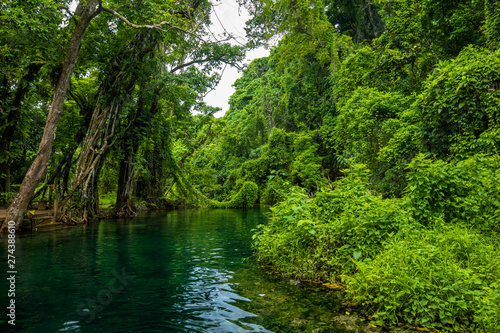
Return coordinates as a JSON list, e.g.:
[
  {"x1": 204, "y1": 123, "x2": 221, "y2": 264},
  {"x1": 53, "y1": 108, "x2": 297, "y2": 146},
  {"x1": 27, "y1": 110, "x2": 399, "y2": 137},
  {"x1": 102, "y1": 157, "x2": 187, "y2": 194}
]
[{"x1": 1, "y1": 208, "x2": 352, "y2": 332}]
